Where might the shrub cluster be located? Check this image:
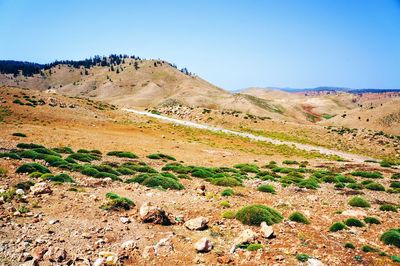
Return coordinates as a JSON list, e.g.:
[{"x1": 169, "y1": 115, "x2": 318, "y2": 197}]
[
  {"x1": 100, "y1": 192, "x2": 134, "y2": 211},
  {"x1": 235, "y1": 204, "x2": 283, "y2": 226},
  {"x1": 126, "y1": 173, "x2": 184, "y2": 190},
  {"x1": 107, "y1": 151, "x2": 138, "y2": 158},
  {"x1": 147, "y1": 153, "x2": 176, "y2": 161}
]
